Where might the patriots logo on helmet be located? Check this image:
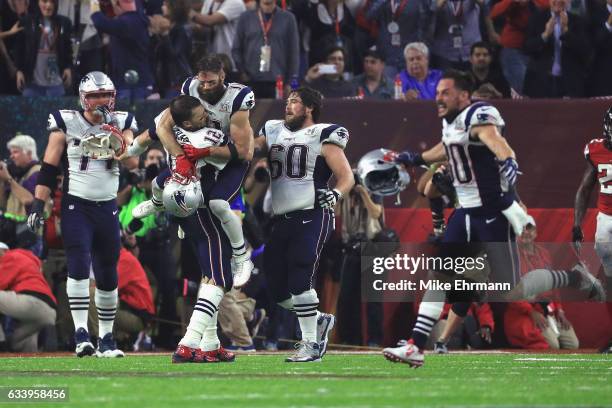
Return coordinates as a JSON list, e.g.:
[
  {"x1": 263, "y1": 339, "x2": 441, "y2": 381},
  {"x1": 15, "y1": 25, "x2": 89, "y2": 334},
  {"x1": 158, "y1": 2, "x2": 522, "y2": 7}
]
[{"x1": 174, "y1": 190, "x2": 190, "y2": 212}]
